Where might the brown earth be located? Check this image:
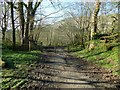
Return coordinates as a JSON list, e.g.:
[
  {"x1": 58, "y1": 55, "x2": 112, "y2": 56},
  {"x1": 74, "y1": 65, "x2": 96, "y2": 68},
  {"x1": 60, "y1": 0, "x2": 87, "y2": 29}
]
[{"x1": 20, "y1": 47, "x2": 120, "y2": 89}]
